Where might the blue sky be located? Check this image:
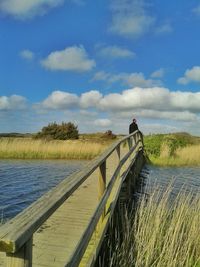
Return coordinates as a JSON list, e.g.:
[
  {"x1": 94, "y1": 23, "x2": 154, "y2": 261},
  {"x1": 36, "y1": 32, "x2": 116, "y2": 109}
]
[{"x1": 1, "y1": 0, "x2": 200, "y2": 134}]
